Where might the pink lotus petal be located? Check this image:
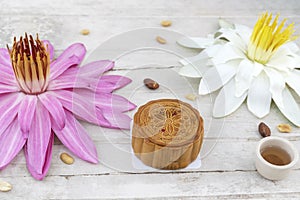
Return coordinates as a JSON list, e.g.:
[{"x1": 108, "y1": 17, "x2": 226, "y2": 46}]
[
  {"x1": 42, "y1": 40, "x2": 54, "y2": 60},
  {"x1": 18, "y1": 95, "x2": 37, "y2": 138},
  {"x1": 50, "y1": 56, "x2": 81, "y2": 81},
  {"x1": 50, "y1": 43, "x2": 86, "y2": 80},
  {"x1": 25, "y1": 101, "x2": 52, "y2": 175},
  {"x1": 51, "y1": 89, "x2": 103, "y2": 124},
  {"x1": 25, "y1": 133, "x2": 54, "y2": 180},
  {"x1": 48, "y1": 60, "x2": 114, "y2": 91},
  {"x1": 0, "y1": 48, "x2": 12, "y2": 67},
  {"x1": 0, "y1": 75, "x2": 15, "y2": 86},
  {"x1": 0, "y1": 119, "x2": 26, "y2": 170},
  {"x1": 0, "y1": 93, "x2": 24, "y2": 135},
  {"x1": 79, "y1": 60, "x2": 114, "y2": 77},
  {"x1": 0, "y1": 82, "x2": 19, "y2": 93},
  {"x1": 53, "y1": 111, "x2": 98, "y2": 163},
  {"x1": 0, "y1": 63, "x2": 15, "y2": 85},
  {"x1": 94, "y1": 107, "x2": 115, "y2": 127},
  {"x1": 96, "y1": 93, "x2": 136, "y2": 112},
  {"x1": 39, "y1": 93, "x2": 66, "y2": 130},
  {"x1": 0, "y1": 62, "x2": 14, "y2": 73},
  {"x1": 53, "y1": 88, "x2": 134, "y2": 129},
  {"x1": 51, "y1": 89, "x2": 111, "y2": 127},
  {"x1": 47, "y1": 70, "x2": 92, "y2": 91},
  {"x1": 100, "y1": 108, "x2": 132, "y2": 129},
  {"x1": 95, "y1": 75, "x2": 132, "y2": 93},
  {"x1": 67, "y1": 88, "x2": 136, "y2": 112}
]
